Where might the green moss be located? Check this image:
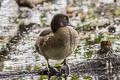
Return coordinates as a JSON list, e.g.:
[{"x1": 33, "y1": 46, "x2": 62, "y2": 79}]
[
  {"x1": 40, "y1": 14, "x2": 47, "y2": 24},
  {"x1": 88, "y1": 10, "x2": 93, "y2": 15},
  {"x1": 85, "y1": 50, "x2": 93, "y2": 58},
  {"x1": 12, "y1": 58, "x2": 19, "y2": 62},
  {"x1": 19, "y1": 21, "x2": 24, "y2": 26},
  {"x1": 6, "y1": 66, "x2": 13, "y2": 70},
  {"x1": 71, "y1": 75, "x2": 80, "y2": 80},
  {"x1": 94, "y1": 33, "x2": 104, "y2": 44},
  {"x1": 41, "y1": 63, "x2": 47, "y2": 66},
  {"x1": 90, "y1": 15, "x2": 96, "y2": 19},
  {"x1": 114, "y1": 8, "x2": 120, "y2": 14},
  {"x1": 12, "y1": 78, "x2": 18, "y2": 80},
  {"x1": 0, "y1": 41, "x2": 7, "y2": 44},
  {"x1": 115, "y1": 47, "x2": 120, "y2": 52},
  {"x1": 34, "y1": 65, "x2": 40, "y2": 70},
  {"x1": 55, "y1": 63, "x2": 61, "y2": 67},
  {"x1": 34, "y1": 54, "x2": 40, "y2": 61},
  {"x1": 38, "y1": 75, "x2": 48, "y2": 80},
  {"x1": 82, "y1": 75, "x2": 92, "y2": 80},
  {"x1": 74, "y1": 45, "x2": 81, "y2": 56},
  {"x1": 12, "y1": 78, "x2": 23, "y2": 80}
]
